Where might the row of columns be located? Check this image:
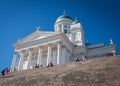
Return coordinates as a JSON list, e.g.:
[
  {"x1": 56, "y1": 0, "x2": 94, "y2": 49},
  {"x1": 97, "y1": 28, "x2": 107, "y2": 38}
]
[{"x1": 10, "y1": 42, "x2": 62, "y2": 72}]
